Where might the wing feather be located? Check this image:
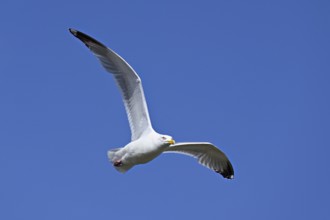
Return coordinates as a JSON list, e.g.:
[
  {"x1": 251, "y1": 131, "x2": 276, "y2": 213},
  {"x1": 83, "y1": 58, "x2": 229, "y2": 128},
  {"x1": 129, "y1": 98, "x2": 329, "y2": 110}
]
[
  {"x1": 164, "y1": 142, "x2": 234, "y2": 179},
  {"x1": 69, "y1": 29, "x2": 152, "y2": 140}
]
